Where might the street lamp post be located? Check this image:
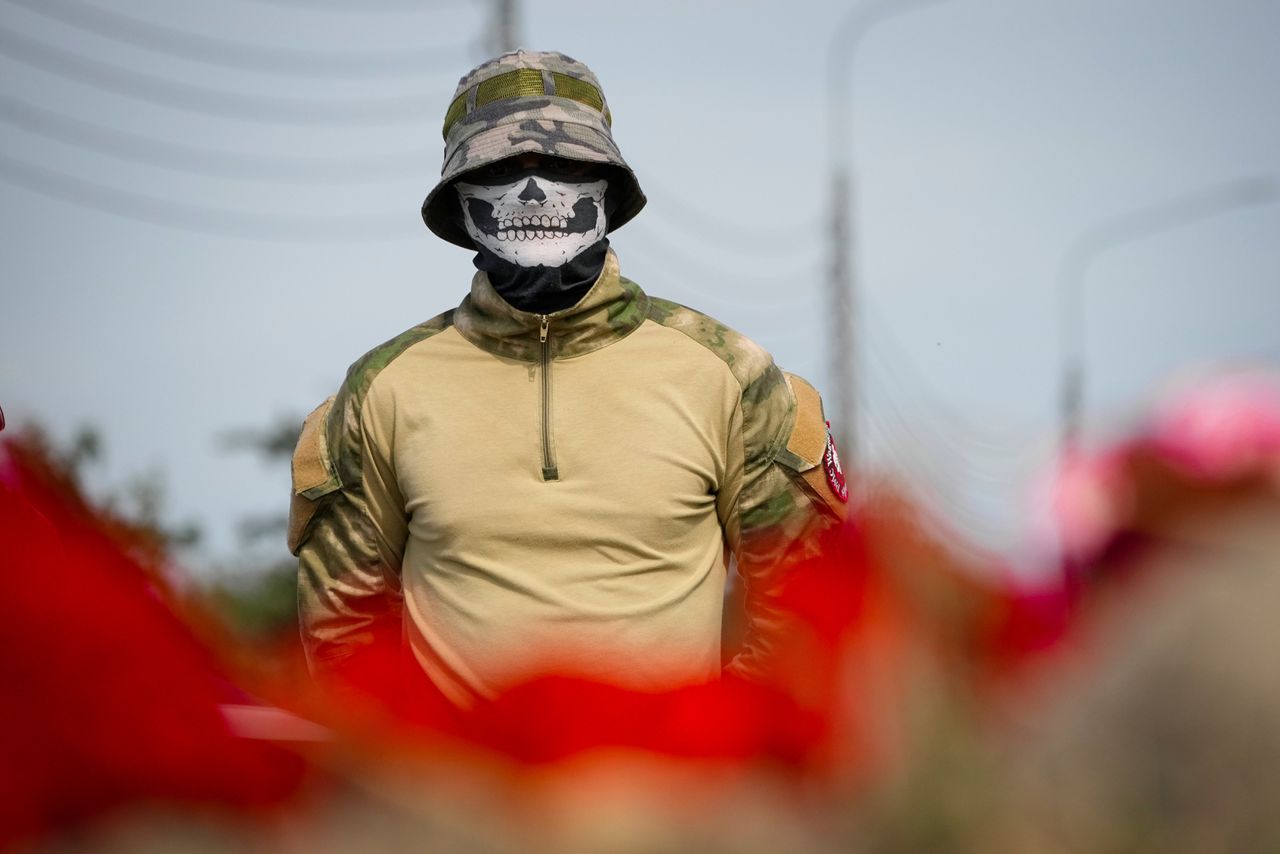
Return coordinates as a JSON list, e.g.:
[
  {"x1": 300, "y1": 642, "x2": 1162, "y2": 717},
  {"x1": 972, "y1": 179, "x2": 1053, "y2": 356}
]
[
  {"x1": 491, "y1": 0, "x2": 519, "y2": 54},
  {"x1": 1058, "y1": 175, "x2": 1279, "y2": 450},
  {"x1": 827, "y1": 0, "x2": 949, "y2": 476}
]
